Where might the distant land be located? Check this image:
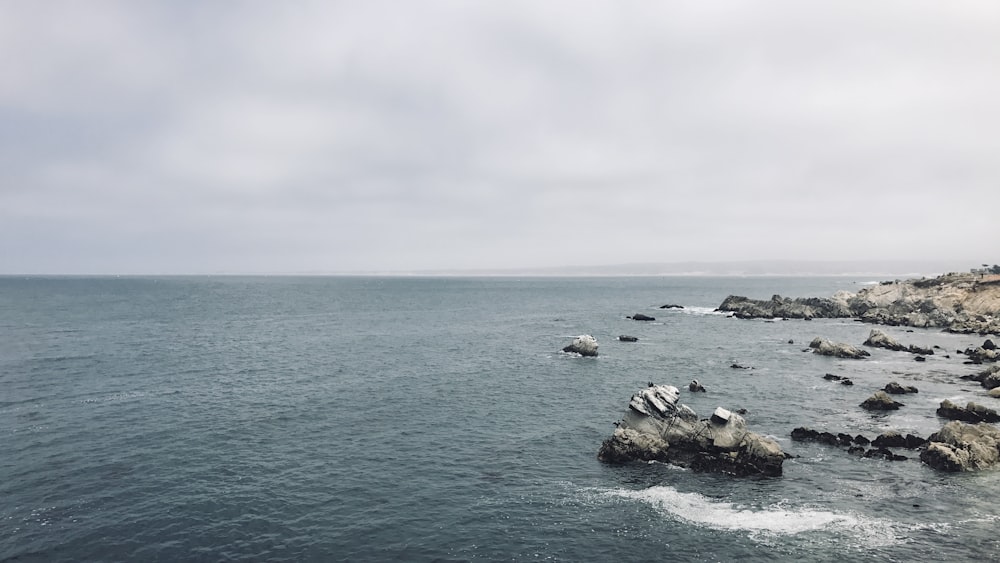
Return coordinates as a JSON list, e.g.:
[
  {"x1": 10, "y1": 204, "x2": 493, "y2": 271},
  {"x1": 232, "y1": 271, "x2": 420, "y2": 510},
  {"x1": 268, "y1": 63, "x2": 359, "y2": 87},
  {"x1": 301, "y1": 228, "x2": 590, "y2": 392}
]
[{"x1": 344, "y1": 260, "x2": 987, "y2": 278}]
